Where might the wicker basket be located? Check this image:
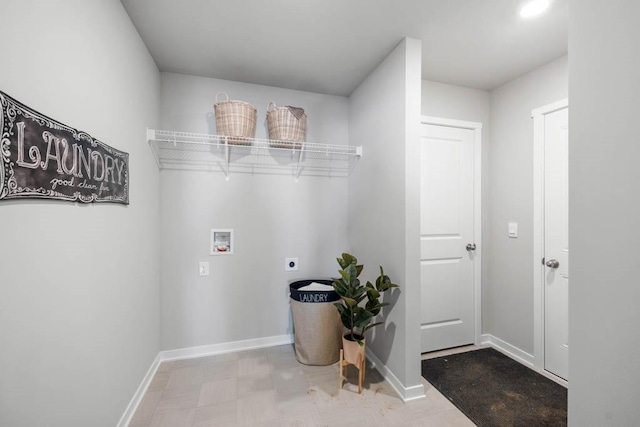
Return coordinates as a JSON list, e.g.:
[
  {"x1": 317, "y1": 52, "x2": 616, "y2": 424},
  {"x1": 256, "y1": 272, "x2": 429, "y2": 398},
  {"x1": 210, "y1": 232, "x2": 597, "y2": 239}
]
[
  {"x1": 213, "y1": 92, "x2": 257, "y2": 145},
  {"x1": 266, "y1": 101, "x2": 307, "y2": 149}
]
